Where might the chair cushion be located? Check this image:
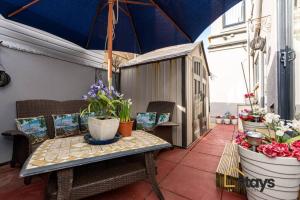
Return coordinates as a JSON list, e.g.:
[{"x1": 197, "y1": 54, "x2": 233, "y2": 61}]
[
  {"x1": 136, "y1": 112, "x2": 157, "y2": 130},
  {"x1": 52, "y1": 113, "x2": 80, "y2": 138},
  {"x1": 80, "y1": 112, "x2": 96, "y2": 132},
  {"x1": 15, "y1": 116, "x2": 49, "y2": 144},
  {"x1": 157, "y1": 113, "x2": 170, "y2": 124}
]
